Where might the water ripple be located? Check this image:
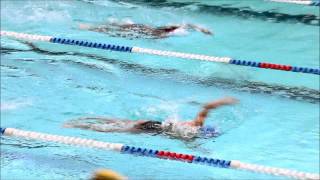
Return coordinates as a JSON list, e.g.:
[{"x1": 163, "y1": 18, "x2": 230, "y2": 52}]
[
  {"x1": 107, "y1": 0, "x2": 320, "y2": 26},
  {"x1": 1, "y1": 43, "x2": 319, "y2": 104}
]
